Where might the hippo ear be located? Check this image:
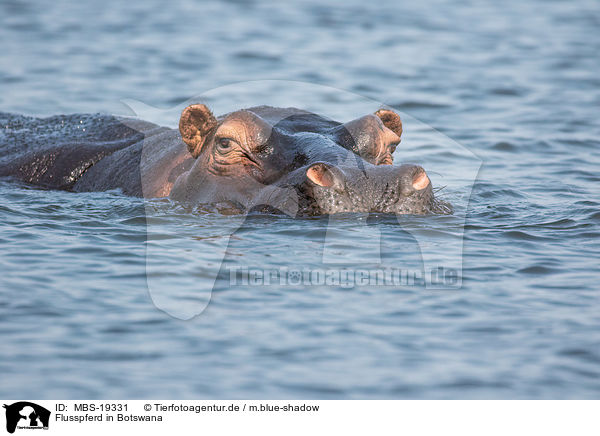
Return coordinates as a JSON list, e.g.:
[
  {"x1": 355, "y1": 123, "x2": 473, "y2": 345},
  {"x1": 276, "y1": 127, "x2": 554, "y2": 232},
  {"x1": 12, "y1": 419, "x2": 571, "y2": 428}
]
[
  {"x1": 179, "y1": 104, "x2": 218, "y2": 158},
  {"x1": 375, "y1": 109, "x2": 402, "y2": 139},
  {"x1": 332, "y1": 113, "x2": 401, "y2": 165}
]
